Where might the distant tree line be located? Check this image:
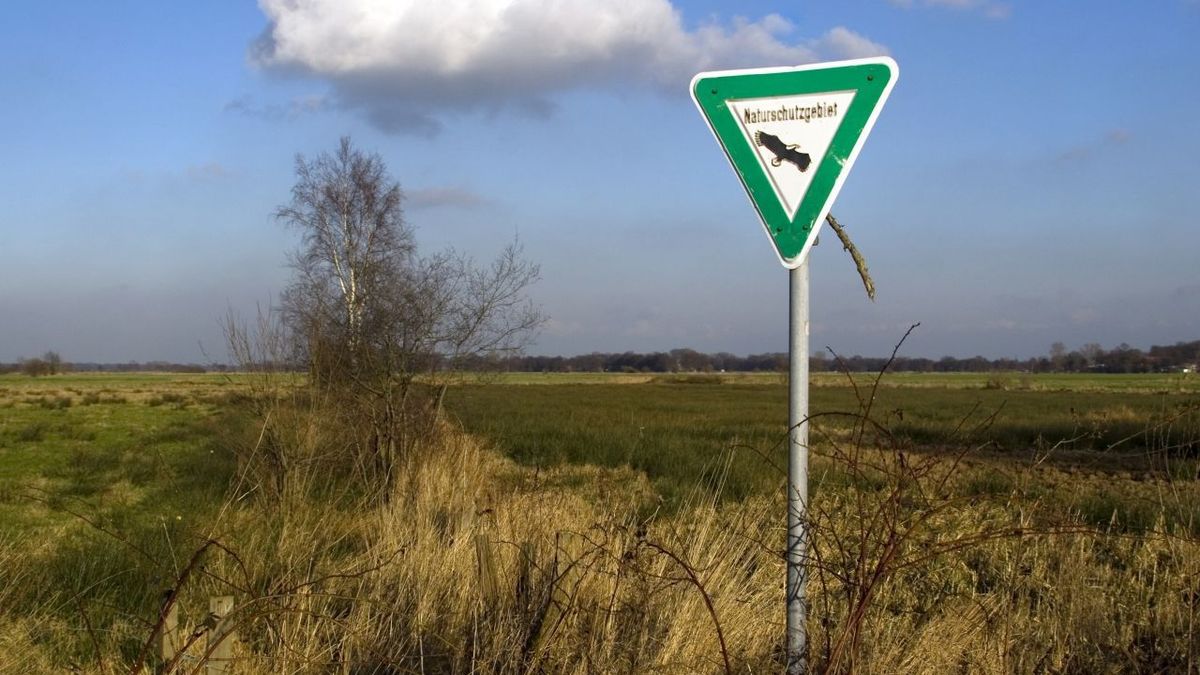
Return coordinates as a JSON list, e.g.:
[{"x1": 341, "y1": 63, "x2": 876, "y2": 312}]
[
  {"x1": 3, "y1": 339, "x2": 1197, "y2": 376},
  {"x1": 70, "y1": 361, "x2": 222, "y2": 374},
  {"x1": 464, "y1": 349, "x2": 790, "y2": 374},
  {"x1": 474, "y1": 339, "x2": 1200, "y2": 374},
  {"x1": 0, "y1": 357, "x2": 225, "y2": 375}
]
